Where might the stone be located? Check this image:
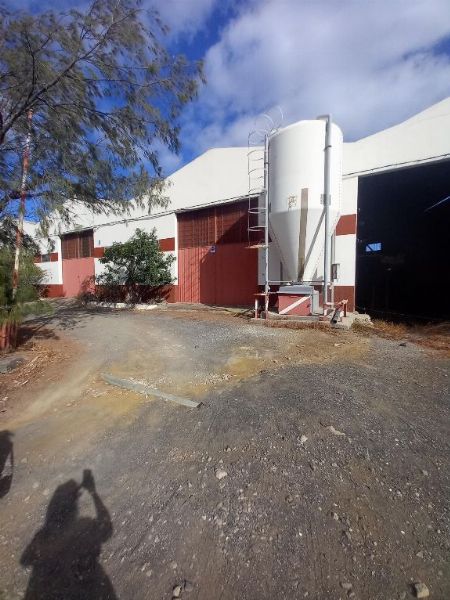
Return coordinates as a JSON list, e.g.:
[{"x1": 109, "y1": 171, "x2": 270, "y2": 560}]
[
  {"x1": 172, "y1": 585, "x2": 182, "y2": 598},
  {"x1": 327, "y1": 425, "x2": 346, "y2": 437},
  {"x1": 215, "y1": 468, "x2": 228, "y2": 480},
  {"x1": 416, "y1": 551, "x2": 424, "y2": 558},
  {"x1": 414, "y1": 582, "x2": 429, "y2": 598},
  {"x1": 340, "y1": 582, "x2": 353, "y2": 591},
  {"x1": 184, "y1": 581, "x2": 193, "y2": 592},
  {"x1": 0, "y1": 356, "x2": 25, "y2": 374},
  {"x1": 332, "y1": 512, "x2": 339, "y2": 521},
  {"x1": 300, "y1": 435, "x2": 308, "y2": 444}
]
